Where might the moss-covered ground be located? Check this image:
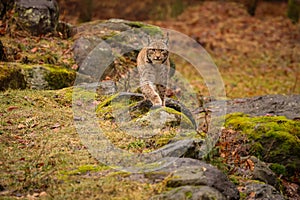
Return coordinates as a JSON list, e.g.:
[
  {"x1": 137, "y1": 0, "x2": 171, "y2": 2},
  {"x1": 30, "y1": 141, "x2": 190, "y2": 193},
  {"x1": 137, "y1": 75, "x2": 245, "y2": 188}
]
[{"x1": 0, "y1": 89, "x2": 167, "y2": 199}]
